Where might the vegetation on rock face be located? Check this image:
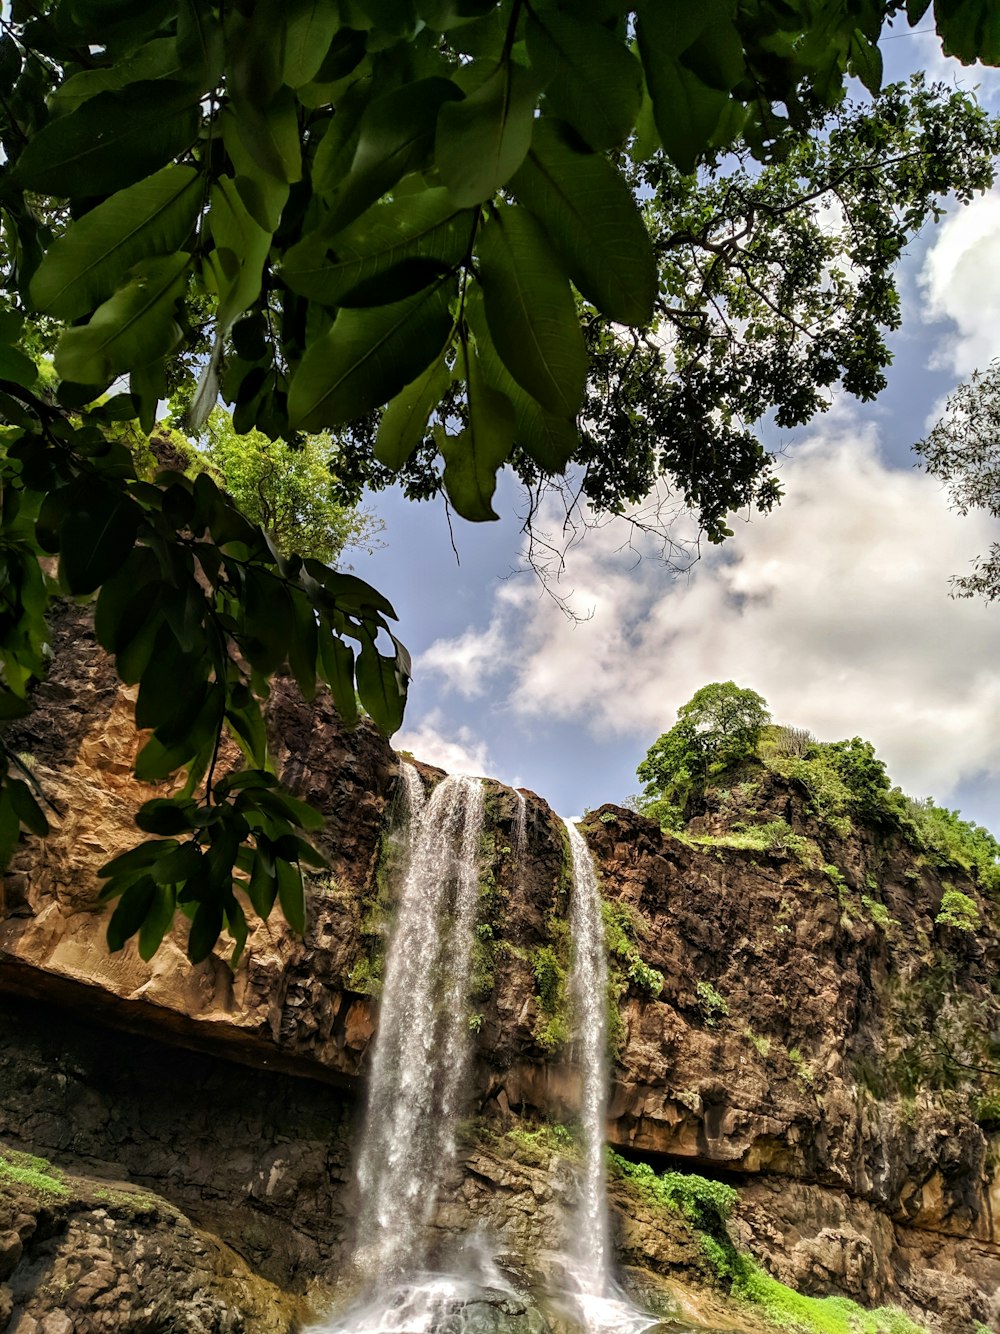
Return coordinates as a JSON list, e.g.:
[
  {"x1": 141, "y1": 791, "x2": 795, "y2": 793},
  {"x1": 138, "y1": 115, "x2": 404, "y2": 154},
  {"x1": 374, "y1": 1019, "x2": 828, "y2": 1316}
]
[
  {"x1": 0, "y1": 3, "x2": 997, "y2": 969},
  {"x1": 636, "y1": 685, "x2": 1000, "y2": 901},
  {"x1": 608, "y1": 1152, "x2": 927, "y2": 1334}
]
